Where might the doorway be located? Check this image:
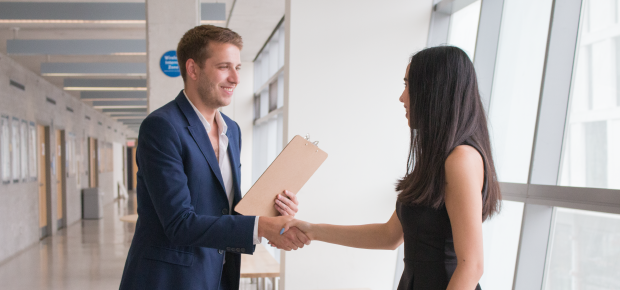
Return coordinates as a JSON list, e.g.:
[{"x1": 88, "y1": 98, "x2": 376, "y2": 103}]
[{"x1": 37, "y1": 125, "x2": 50, "y2": 239}]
